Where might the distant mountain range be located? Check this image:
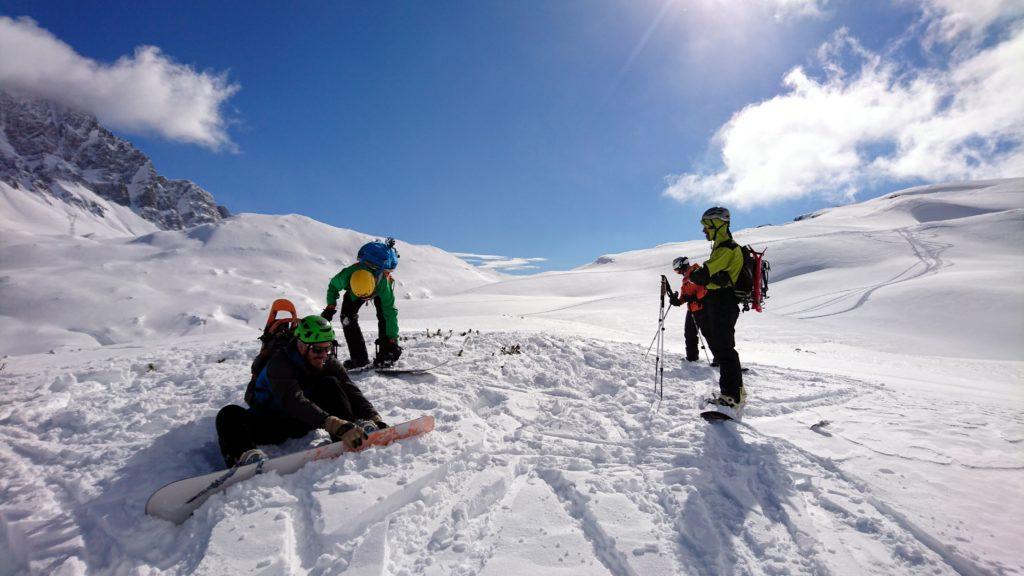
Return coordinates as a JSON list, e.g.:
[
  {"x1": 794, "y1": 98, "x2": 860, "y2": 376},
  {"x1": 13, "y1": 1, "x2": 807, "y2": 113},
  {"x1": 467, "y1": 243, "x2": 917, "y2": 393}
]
[{"x1": 0, "y1": 89, "x2": 228, "y2": 230}]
